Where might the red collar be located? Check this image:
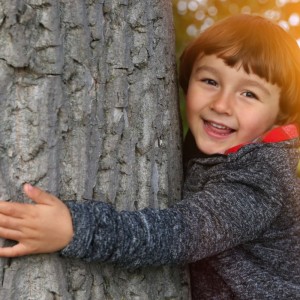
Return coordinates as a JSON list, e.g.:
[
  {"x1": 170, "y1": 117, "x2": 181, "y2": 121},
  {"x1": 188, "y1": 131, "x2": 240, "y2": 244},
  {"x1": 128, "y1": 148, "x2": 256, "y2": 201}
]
[{"x1": 225, "y1": 124, "x2": 299, "y2": 154}]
